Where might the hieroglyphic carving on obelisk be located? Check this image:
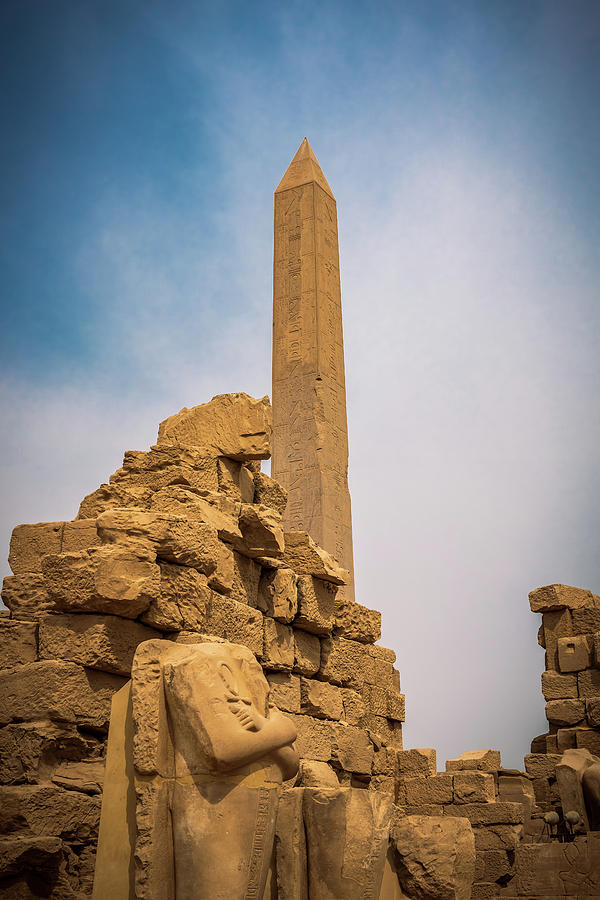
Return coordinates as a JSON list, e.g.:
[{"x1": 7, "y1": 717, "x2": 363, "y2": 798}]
[{"x1": 272, "y1": 138, "x2": 355, "y2": 601}]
